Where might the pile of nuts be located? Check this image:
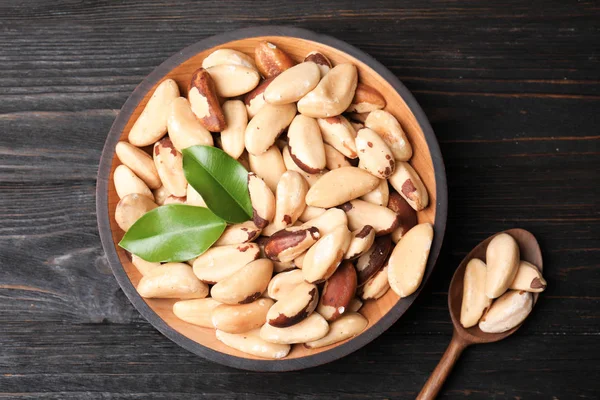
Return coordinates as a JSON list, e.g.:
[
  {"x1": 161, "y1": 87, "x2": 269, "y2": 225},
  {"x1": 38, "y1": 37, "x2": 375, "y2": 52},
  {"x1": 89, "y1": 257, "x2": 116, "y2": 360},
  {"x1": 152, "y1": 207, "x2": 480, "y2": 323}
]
[
  {"x1": 113, "y1": 41, "x2": 435, "y2": 359},
  {"x1": 460, "y1": 233, "x2": 546, "y2": 333}
]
